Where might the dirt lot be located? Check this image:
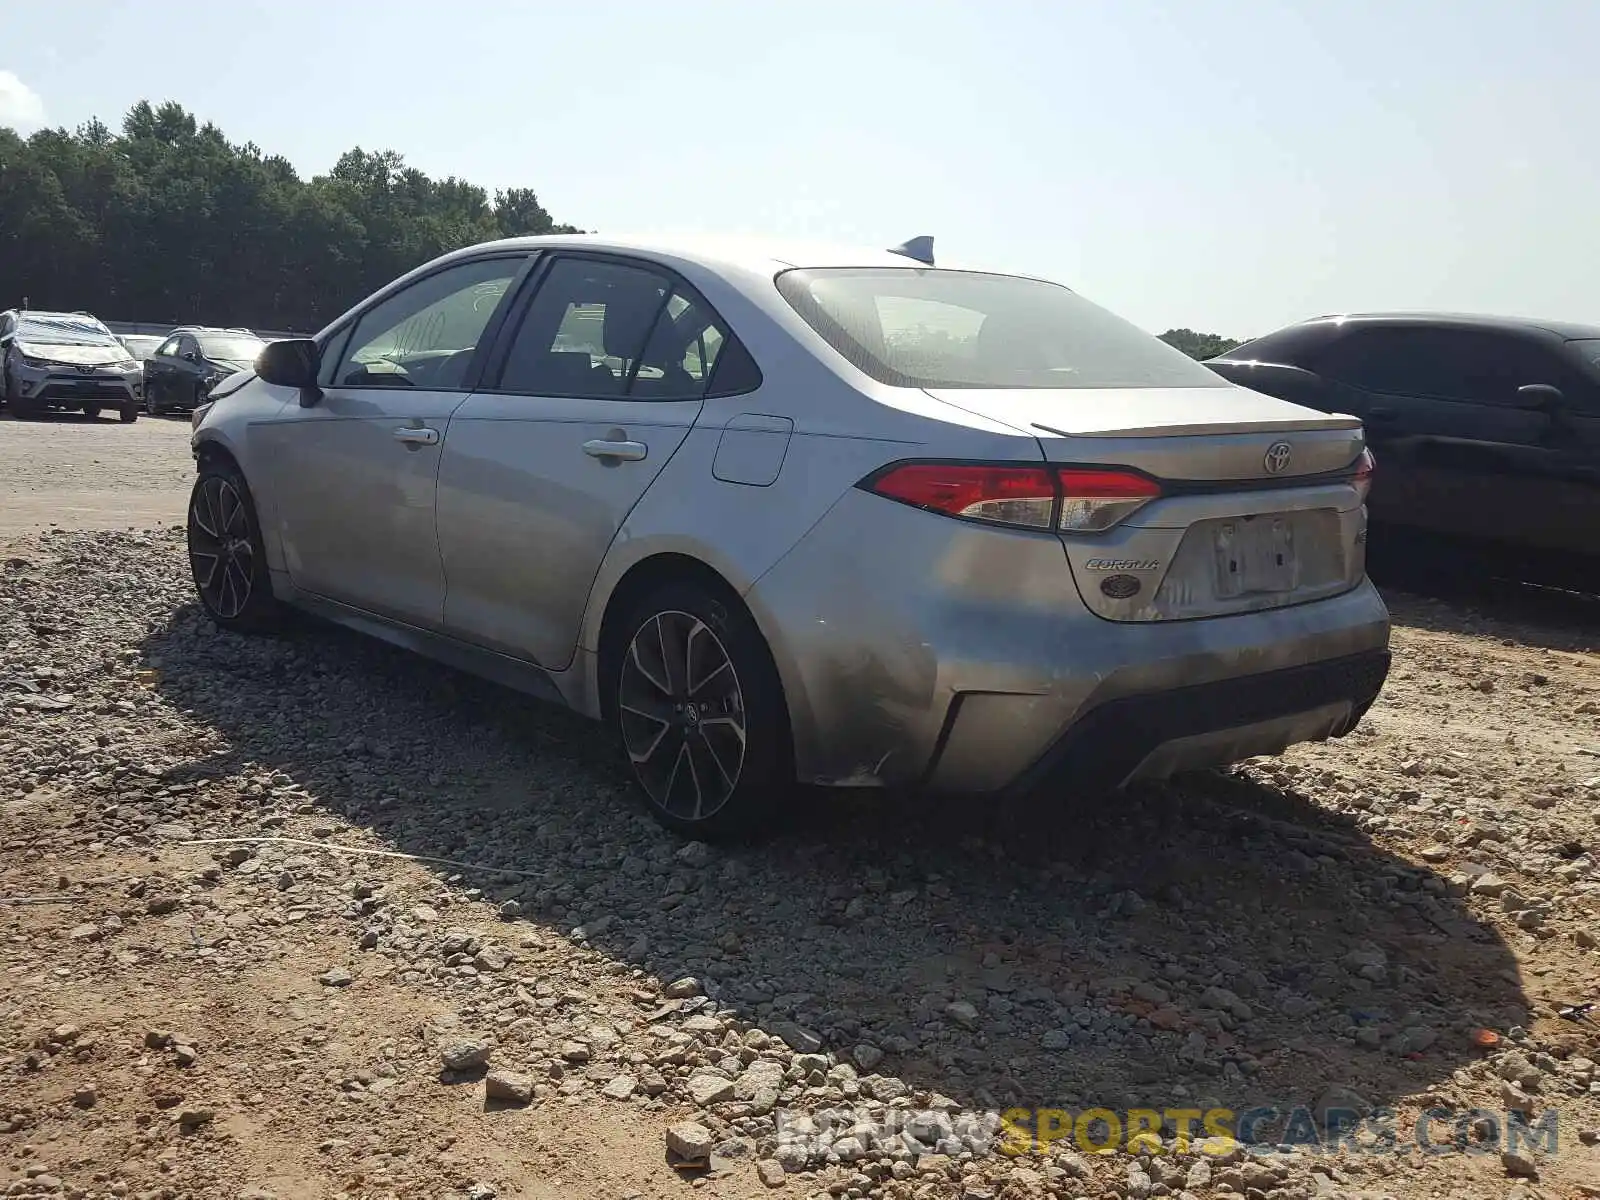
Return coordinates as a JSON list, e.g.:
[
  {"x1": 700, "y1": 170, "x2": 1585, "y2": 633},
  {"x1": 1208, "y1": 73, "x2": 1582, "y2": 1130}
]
[
  {"x1": 1, "y1": 418, "x2": 1597, "y2": 1200},
  {"x1": 0, "y1": 413, "x2": 195, "y2": 542}
]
